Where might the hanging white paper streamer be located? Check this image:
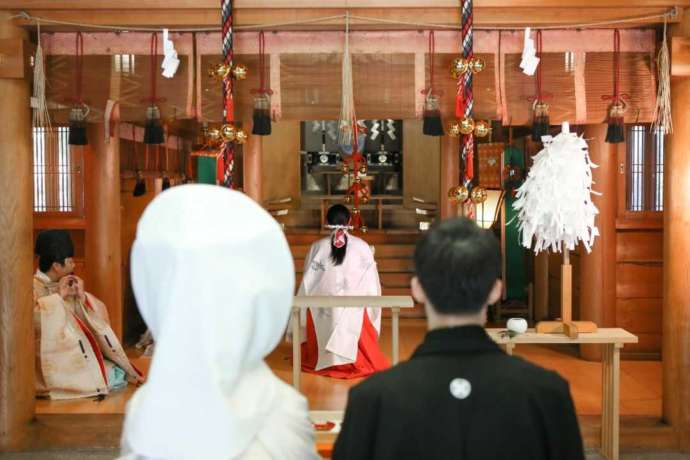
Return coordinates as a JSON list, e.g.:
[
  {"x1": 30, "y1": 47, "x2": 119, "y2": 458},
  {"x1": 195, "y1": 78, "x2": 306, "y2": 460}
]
[{"x1": 513, "y1": 122, "x2": 600, "y2": 254}]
